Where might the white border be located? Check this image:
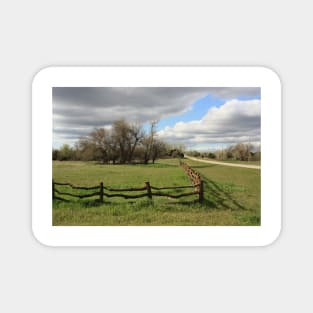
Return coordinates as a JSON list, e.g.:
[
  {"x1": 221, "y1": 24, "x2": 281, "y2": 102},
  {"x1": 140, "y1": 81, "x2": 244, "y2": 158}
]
[{"x1": 32, "y1": 67, "x2": 281, "y2": 246}]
